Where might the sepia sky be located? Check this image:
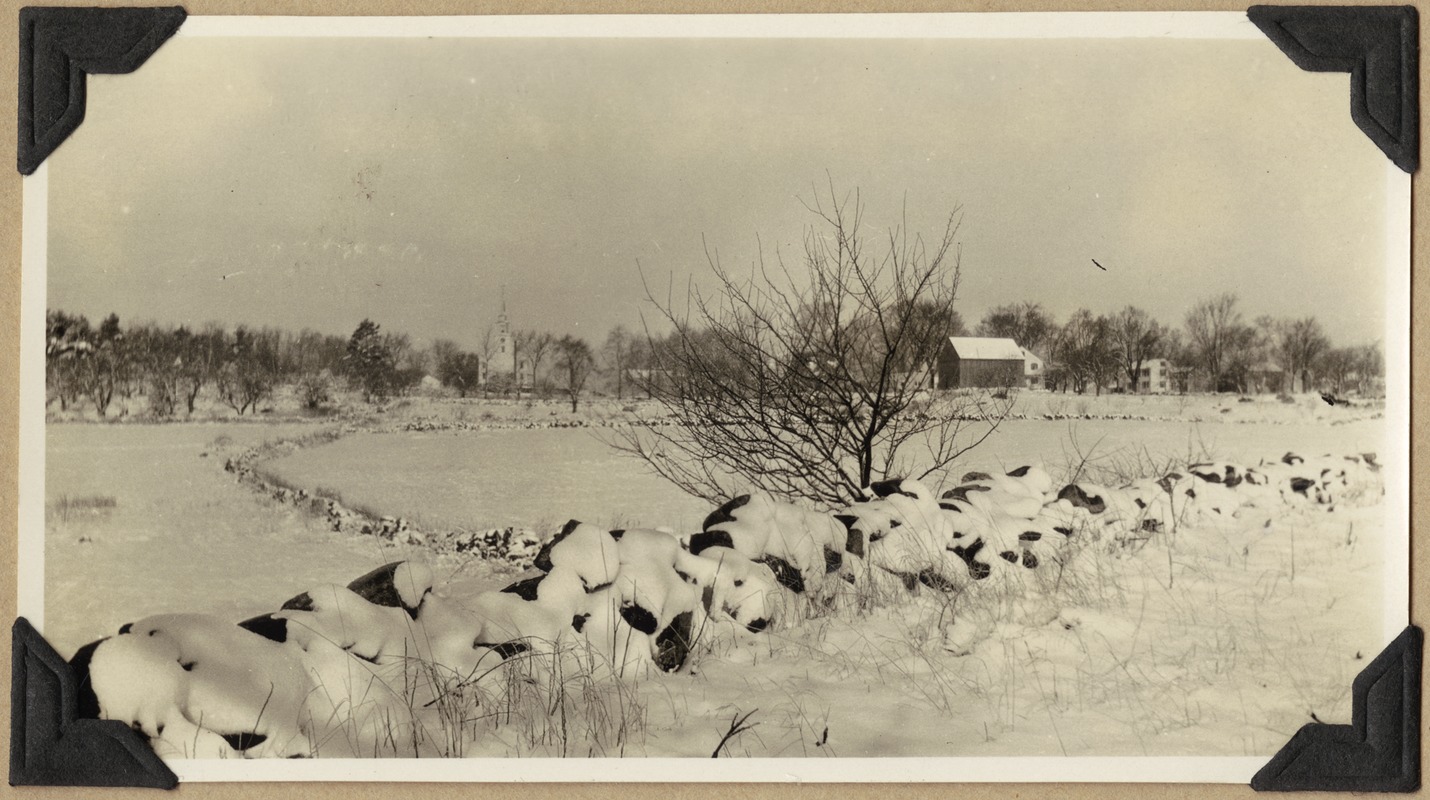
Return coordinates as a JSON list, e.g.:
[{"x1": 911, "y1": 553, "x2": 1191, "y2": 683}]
[{"x1": 46, "y1": 31, "x2": 1393, "y2": 353}]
